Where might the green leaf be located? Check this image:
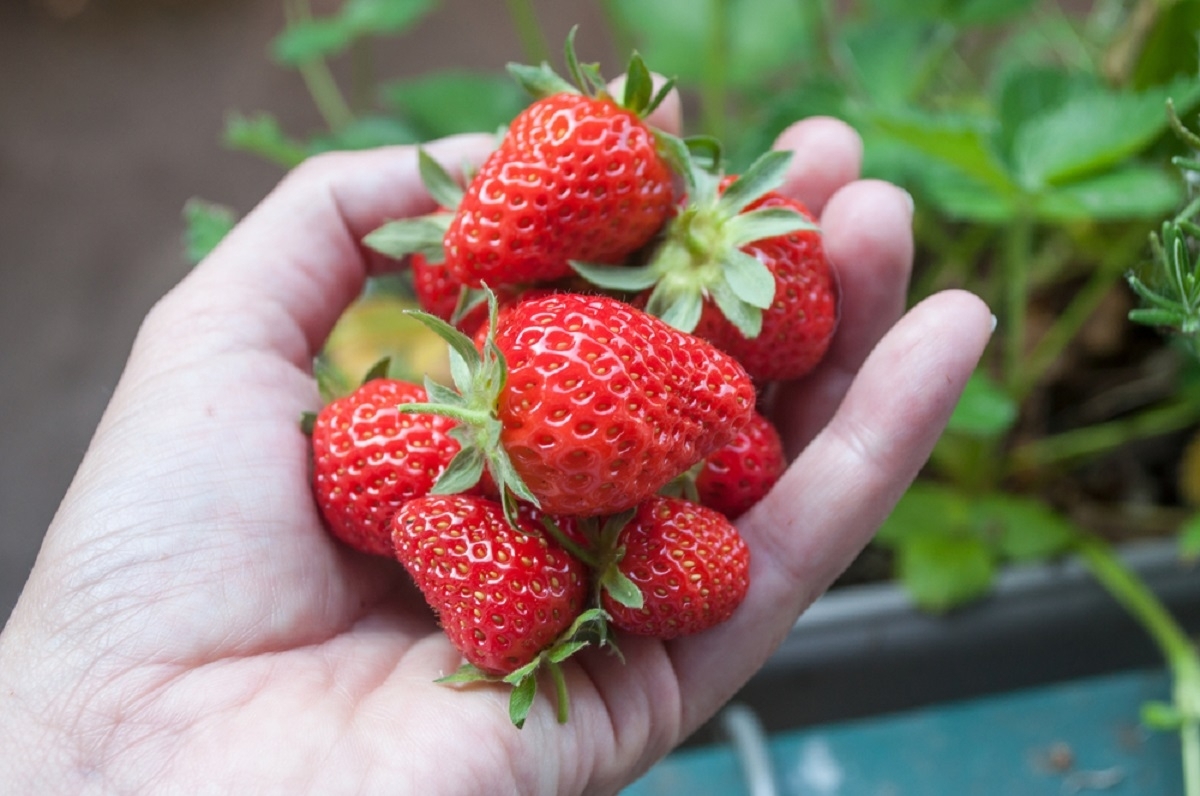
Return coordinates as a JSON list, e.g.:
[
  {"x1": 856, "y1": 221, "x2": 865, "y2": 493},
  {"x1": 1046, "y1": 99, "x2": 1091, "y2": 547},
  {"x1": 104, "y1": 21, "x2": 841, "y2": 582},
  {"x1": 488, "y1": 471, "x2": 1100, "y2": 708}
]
[
  {"x1": 719, "y1": 150, "x2": 794, "y2": 215},
  {"x1": 508, "y1": 674, "x2": 538, "y2": 728},
  {"x1": 711, "y1": 276, "x2": 763, "y2": 339},
  {"x1": 363, "y1": 216, "x2": 449, "y2": 261},
  {"x1": 1142, "y1": 700, "x2": 1185, "y2": 731},
  {"x1": 569, "y1": 261, "x2": 660, "y2": 292},
  {"x1": 993, "y1": 66, "x2": 1098, "y2": 166},
  {"x1": 651, "y1": 288, "x2": 704, "y2": 333},
  {"x1": 727, "y1": 207, "x2": 817, "y2": 248},
  {"x1": 897, "y1": 533, "x2": 996, "y2": 613},
  {"x1": 722, "y1": 249, "x2": 776, "y2": 309},
  {"x1": 436, "y1": 662, "x2": 493, "y2": 684},
  {"x1": 972, "y1": 494, "x2": 1078, "y2": 562},
  {"x1": 432, "y1": 446, "x2": 486, "y2": 495},
  {"x1": 872, "y1": 109, "x2": 1016, "y2": 196},
  {"x1": 223, "y1": 112, "x2": 308, "y2": 169},
  {"x1": 1179, "y1": 511, "x2": 1200, "y2": 561},
  {"x1": 417, "y1": 149, "x2": 464, "y2": 210},
  {"x1": 1034, "y1": 166, "x2": 1183, "y2": 222},
  {"x1": 182, "y1": 198, "x2": 236, "y2": 265},
  {"x1": 272, "y1": 0, "x2": 436, "y2": 65},
  {"x1": 842, "y1": 19, "x2": 947, "y2": 110},
  {"x1": 601, "y1": 568, "x2": 644, "y2": 610},
  {"x1": 876, "y1": 482, "x2": 971, "y2": 546},
  {"x1": 606, "y1": 0, "x2": 812, "y2": 91},
  {"x1": 916, "y1": 164, "x2": 1017, "y2": 223},
  {"x1": 381, "y1": 71, "x2": 527, "y2": 138},
  {"x1": 1013, "y1": 77, "x2": 1200, "y2": 187},
  {"x1": 946, "y1": 370, "x2": 1018, "y2": 439}
]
